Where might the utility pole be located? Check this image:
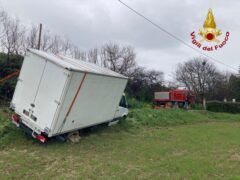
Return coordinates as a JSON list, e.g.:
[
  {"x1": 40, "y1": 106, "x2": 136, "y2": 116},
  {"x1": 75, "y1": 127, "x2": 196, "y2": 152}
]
[{"x1": 37, "y1": 23, "x2": 42, "y2": 50}]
